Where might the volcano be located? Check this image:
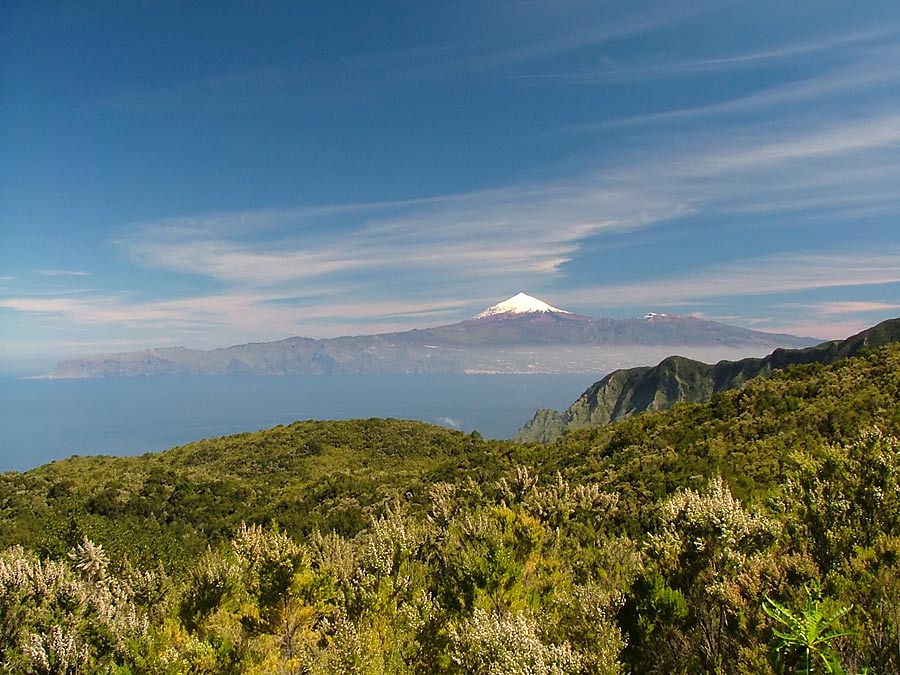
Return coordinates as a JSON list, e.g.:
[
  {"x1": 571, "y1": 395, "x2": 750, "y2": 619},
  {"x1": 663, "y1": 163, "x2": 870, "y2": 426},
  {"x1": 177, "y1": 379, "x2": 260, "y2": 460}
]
[{"x1": 47, "y1": 293, "x2": 819, "y2": 378}]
